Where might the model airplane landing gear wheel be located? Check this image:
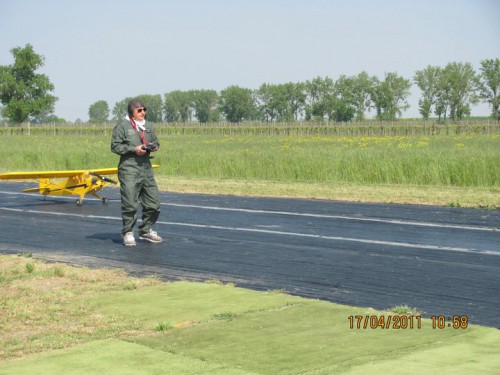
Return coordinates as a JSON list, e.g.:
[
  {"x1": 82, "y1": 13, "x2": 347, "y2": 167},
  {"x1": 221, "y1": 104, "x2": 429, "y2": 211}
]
[
  {"x1": 76, "y1": 199, "x2": 83, "y2": 206},
  {"x1": 102, "y1": 197, "x2": 108, "y2": 204}
]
